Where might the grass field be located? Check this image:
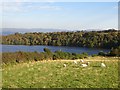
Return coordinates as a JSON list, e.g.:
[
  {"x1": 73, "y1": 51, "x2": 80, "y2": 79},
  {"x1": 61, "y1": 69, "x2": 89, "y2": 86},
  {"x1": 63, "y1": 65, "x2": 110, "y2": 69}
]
[{"x1": 2, "y1": 56, "x2": 119, "y2": 88}]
